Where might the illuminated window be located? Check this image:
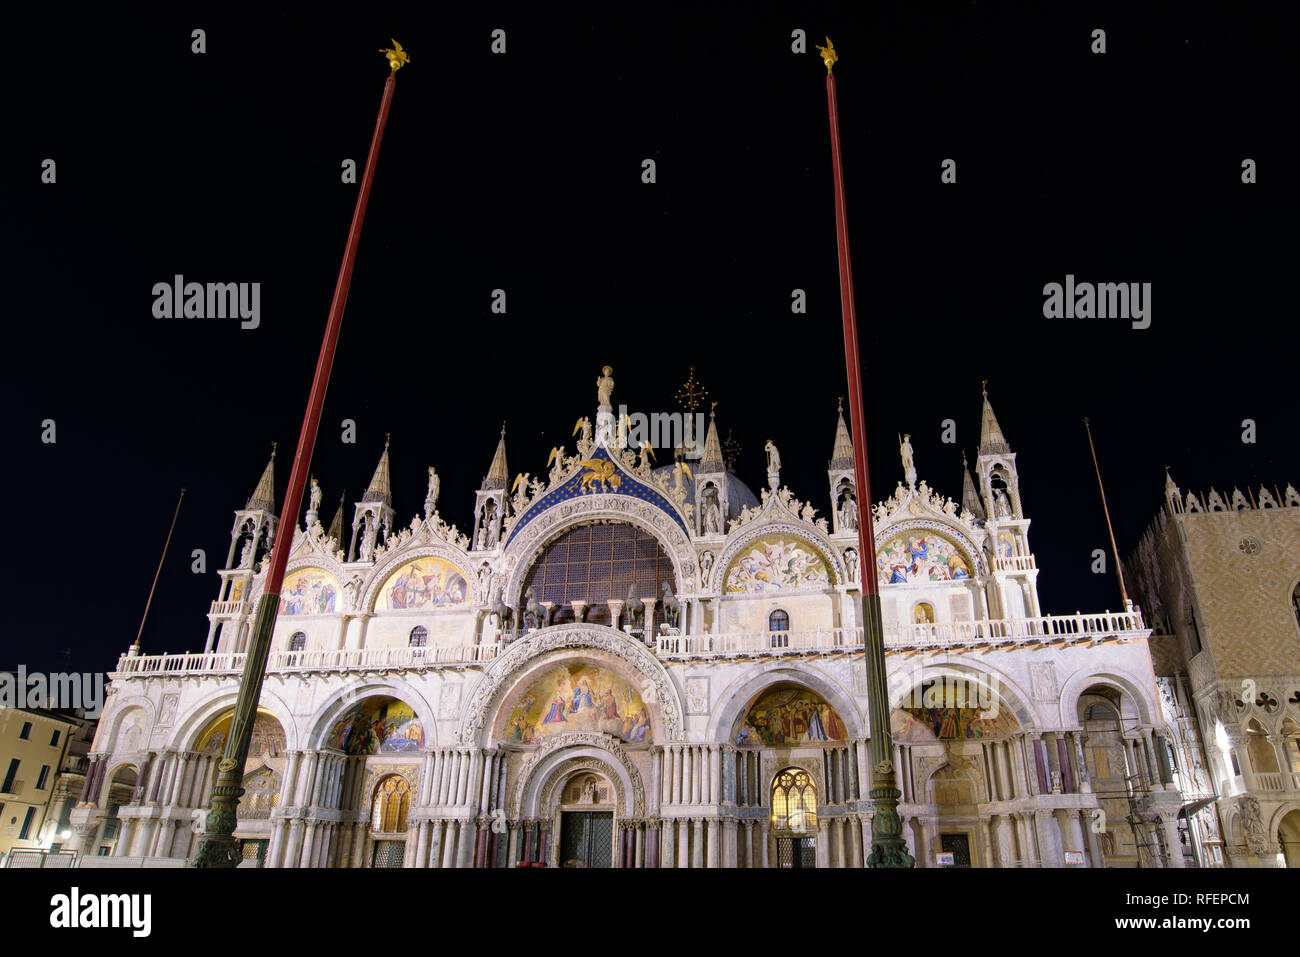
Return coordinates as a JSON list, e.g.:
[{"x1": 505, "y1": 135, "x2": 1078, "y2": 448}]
[
  {"x1": 372, "y1": 776, "x2": 411, "y2": 833},
  {"x1": 913, "y1": 602, "x2": 935, "y2": 625},
  {"x1": 769, "y1": 609, "x2": 790, "y2": 632},
  {"x1": 288, "y1": 632, "x2": 306, "y2": 651},
  {"x1": 409, "y1": 626, "x2": 428, "y2": 647},
  {"x1": 771, "y1": 769, "x2": 817, "y2": 833},
  {"x1": 523, "y1": 522, "x2": 675, "y2": 608}
]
